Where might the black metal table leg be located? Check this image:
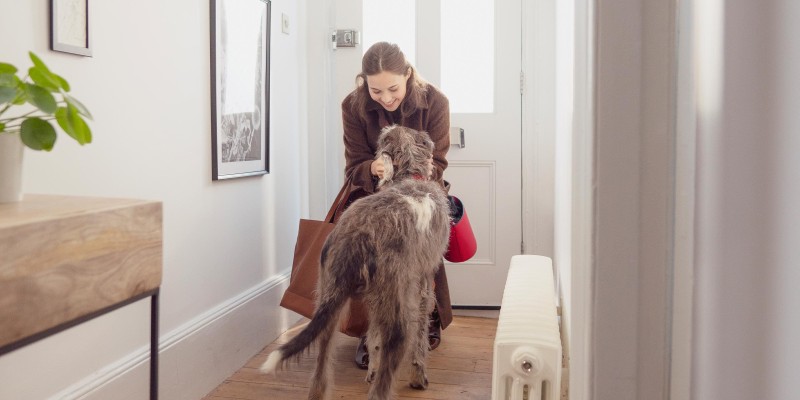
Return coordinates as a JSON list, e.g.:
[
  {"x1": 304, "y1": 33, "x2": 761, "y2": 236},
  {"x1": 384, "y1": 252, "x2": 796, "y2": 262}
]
[
  {"x1": 0, "y1": 288, "x2": 161, "y2": 397},
  {"x1": 150, "y1": 290, "x2": 160, "y2": 400}
]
